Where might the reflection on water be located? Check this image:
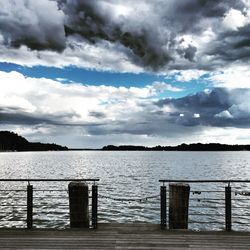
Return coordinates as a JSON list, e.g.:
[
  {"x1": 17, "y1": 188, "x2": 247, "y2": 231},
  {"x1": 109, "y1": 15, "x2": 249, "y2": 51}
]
[{"x1": 0, "y1": 151, "x2": 249, "y2": 230}]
